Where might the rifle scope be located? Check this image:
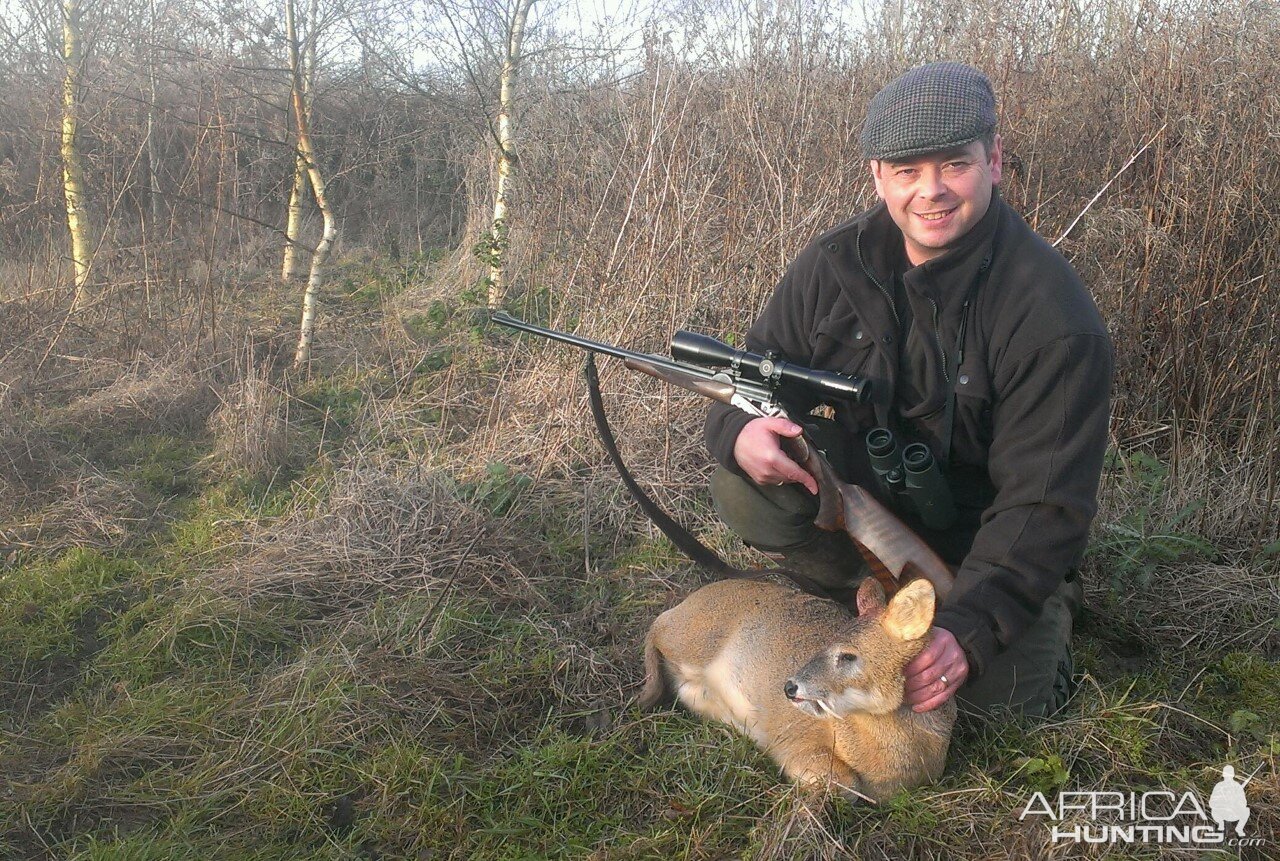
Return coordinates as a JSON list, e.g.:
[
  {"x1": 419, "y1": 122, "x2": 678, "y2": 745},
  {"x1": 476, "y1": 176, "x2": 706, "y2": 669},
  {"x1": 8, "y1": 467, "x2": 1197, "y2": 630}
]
[{"x1": 670, "y1": 331, "x2": 870, "y2": 403}]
